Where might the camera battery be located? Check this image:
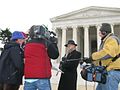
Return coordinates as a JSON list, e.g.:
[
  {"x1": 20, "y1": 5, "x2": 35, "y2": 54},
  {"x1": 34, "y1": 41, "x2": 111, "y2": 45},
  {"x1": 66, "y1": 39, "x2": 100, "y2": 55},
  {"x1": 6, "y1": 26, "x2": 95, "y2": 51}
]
[
  {"x1": 87, "y1": 73, "x2": 93, "y2": 81},
  {"x1": 95, "y1": 72, "x2": 102, "y2": 82}
]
